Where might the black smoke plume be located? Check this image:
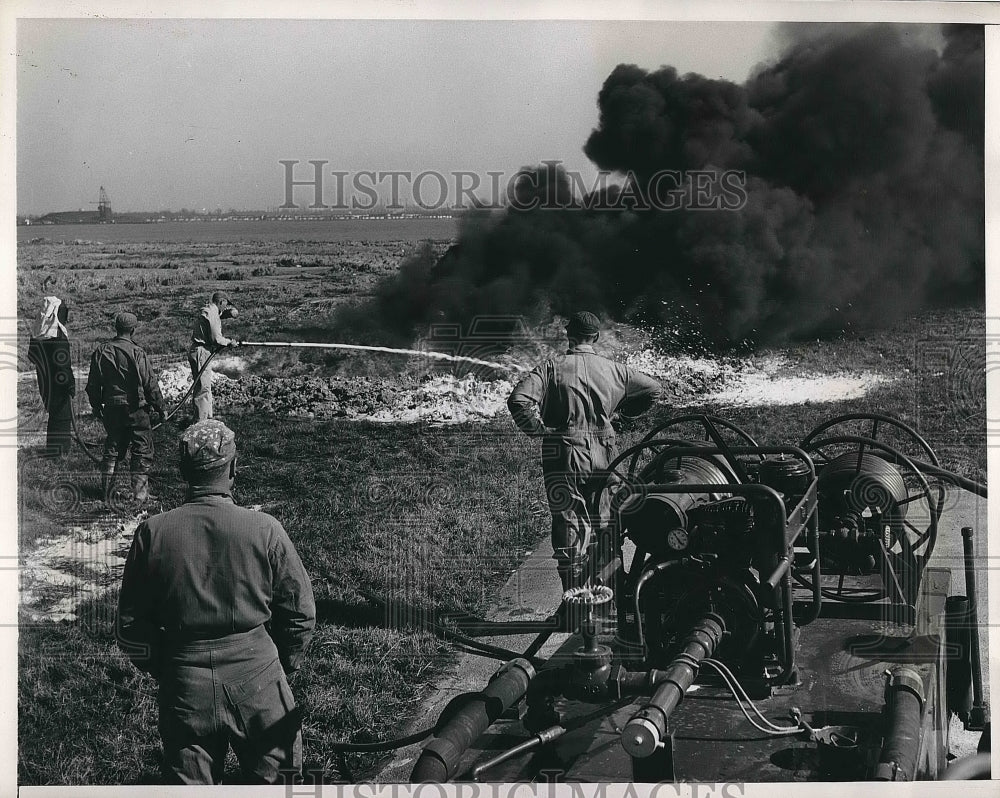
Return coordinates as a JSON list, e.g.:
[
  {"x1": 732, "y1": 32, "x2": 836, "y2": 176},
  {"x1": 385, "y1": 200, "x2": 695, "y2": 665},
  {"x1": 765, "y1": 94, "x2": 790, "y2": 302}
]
[{"x1": 338, "y1": 23, "x2": 984, "y2": 348}]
